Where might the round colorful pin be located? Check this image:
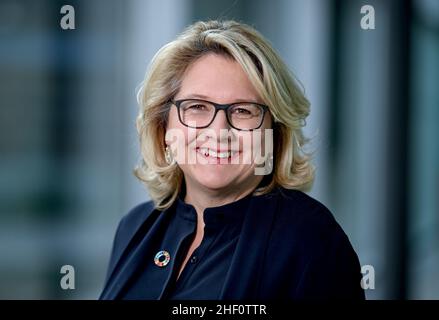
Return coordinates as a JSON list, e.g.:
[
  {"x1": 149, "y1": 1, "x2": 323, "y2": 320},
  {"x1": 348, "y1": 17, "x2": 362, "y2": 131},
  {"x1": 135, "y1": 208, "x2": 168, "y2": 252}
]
[{"x1": 154, "y1": 250, "x2": 170, "y2": 267}]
